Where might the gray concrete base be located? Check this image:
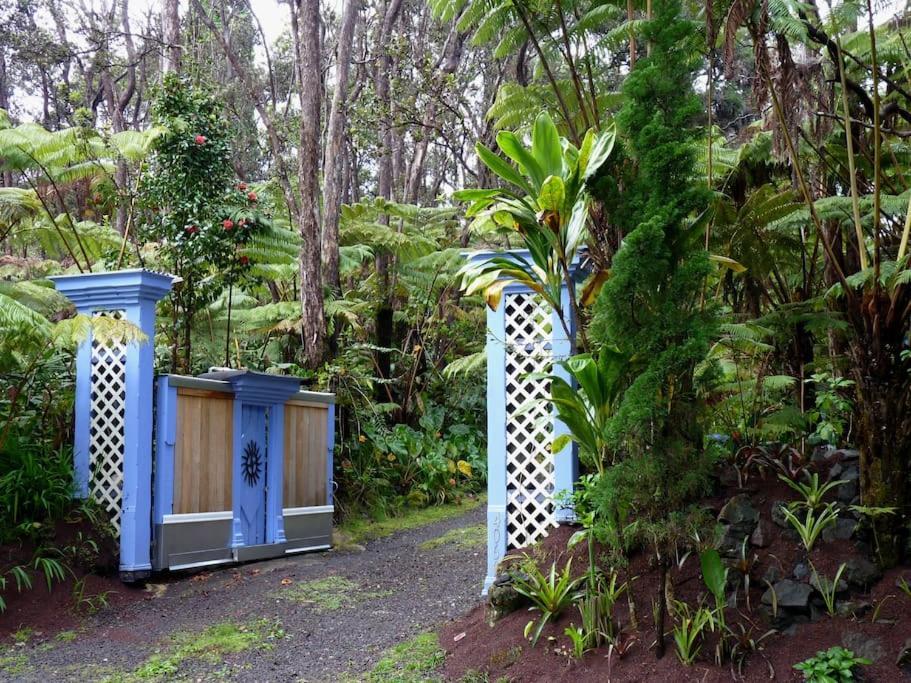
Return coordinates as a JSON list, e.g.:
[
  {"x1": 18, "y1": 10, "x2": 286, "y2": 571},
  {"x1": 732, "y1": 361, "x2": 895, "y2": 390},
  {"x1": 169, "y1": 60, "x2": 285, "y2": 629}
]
[{"x1": 152, "y1": 507, "x2": 332, "y2": 572}]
